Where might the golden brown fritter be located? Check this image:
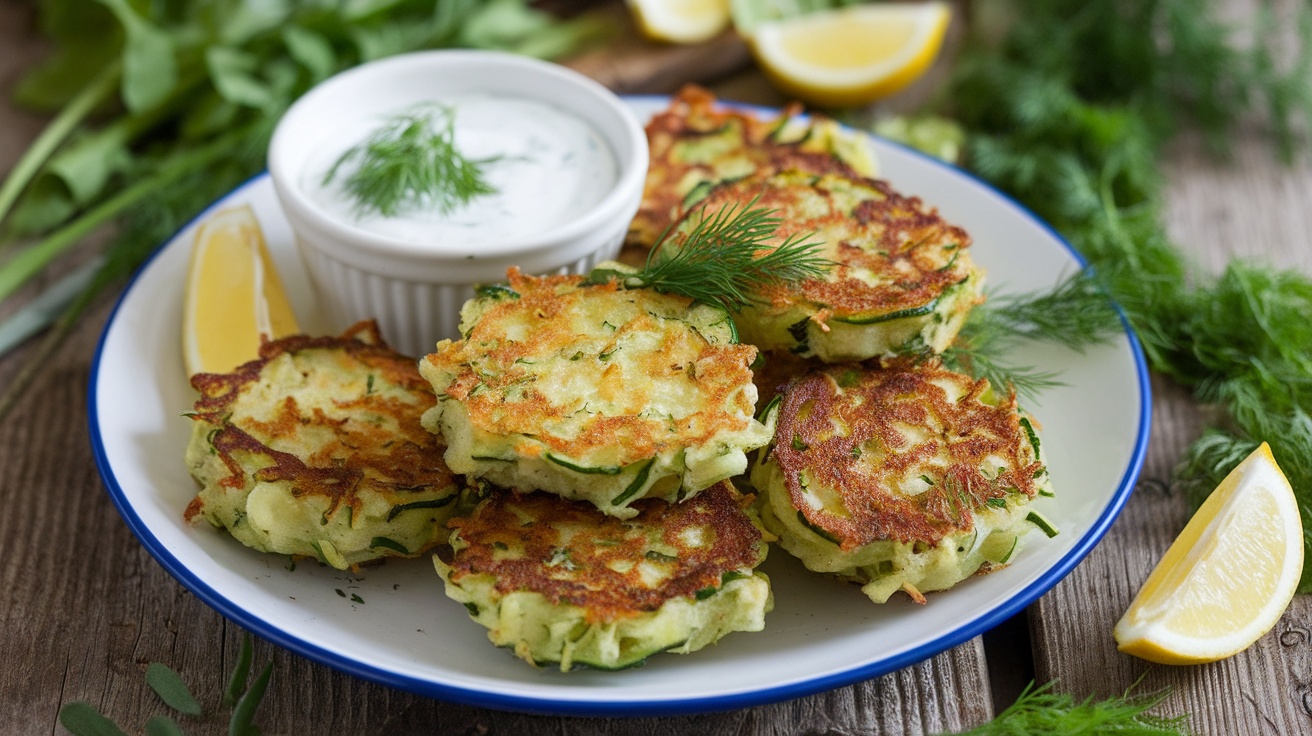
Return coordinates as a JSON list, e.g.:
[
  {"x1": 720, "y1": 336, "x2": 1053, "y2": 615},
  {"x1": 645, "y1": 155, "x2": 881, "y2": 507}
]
[
  {"x1": 664, "y1": 169, "x2": 983, "y2": 361},
  {"x1": 184, "y1": 321, "x2": 460, "y2": 569},
  {"x1": 751, "y1": 359, "x2": 1055, "y2": 603},
  {"x1": 434, "y1": 480, "x2": 773, "y2": 670},
  {"x1": 631, "y1": 85, "x2": 875, "y2": 249},
  {"x1": 419, "y1": 268, "x2": 772, "y2": 516},
  {"x1": 444, "y1": 481, "x2": 766, "y2": 622},
  {"x1": 768, "y1": 359, "x2": 1045, "y2": 549}
]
